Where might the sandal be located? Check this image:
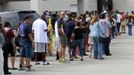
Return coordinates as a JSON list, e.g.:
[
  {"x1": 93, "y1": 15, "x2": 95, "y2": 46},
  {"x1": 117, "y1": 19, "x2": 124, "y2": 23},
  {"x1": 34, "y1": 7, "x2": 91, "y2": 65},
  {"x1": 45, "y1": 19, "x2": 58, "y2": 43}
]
[{"x1": 12, "y1": 68, "x2": 18, "y2": 70}]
